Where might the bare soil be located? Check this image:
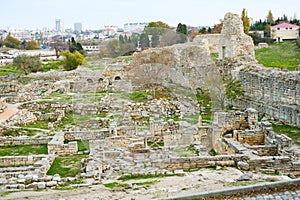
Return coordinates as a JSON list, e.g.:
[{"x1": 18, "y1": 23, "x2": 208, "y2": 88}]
[{"x1": 1, "y1": 167, "x2": 291, "y2": 200}]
